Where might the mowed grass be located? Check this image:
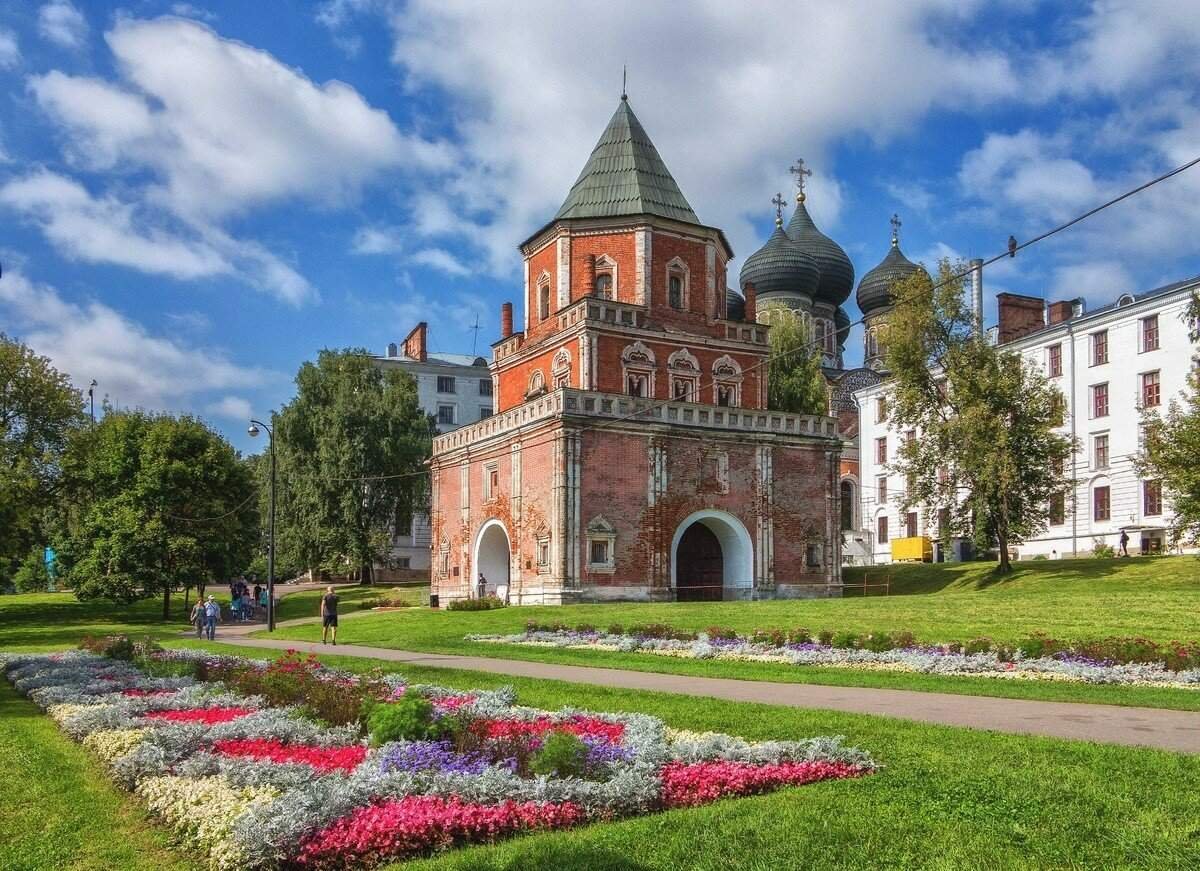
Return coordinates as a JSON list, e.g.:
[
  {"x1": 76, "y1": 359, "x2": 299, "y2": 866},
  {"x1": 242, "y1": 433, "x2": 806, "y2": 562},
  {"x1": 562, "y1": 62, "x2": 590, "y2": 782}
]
[
  {"x1": 0, "y1": 585, "x2": 422, "y2": 652},
  {"x1": 0, "y1": 680, "x2": 199, "y2": 871},
  {"x1": 265, "y1": 556, "x2": 1200, "y2": 711},
  {"x1": 168, "y1": 642, "x2": 1200, "y2": 871}
]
